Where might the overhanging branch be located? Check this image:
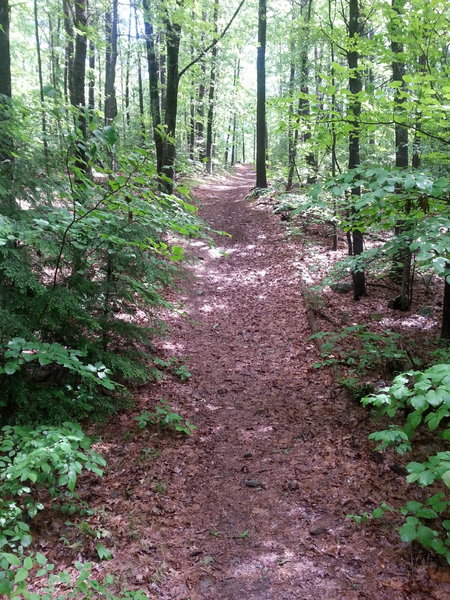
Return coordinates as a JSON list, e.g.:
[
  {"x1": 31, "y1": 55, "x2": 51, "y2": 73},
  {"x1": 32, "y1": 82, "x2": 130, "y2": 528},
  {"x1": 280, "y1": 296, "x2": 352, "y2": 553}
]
[{"x1": 178, "y1": 0, "x2": 246, "y2": 79}]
